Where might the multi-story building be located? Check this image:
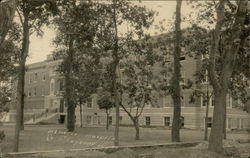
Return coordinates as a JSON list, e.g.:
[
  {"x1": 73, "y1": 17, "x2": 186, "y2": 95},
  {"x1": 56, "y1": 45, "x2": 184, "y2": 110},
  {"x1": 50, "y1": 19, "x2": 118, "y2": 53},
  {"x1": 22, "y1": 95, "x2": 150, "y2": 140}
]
[
  {"x1": 7, "y1": 55, "x2": 65, "y2": 123},
  {"x1": 4, "y1": 51, "x2": 250, "y2": 130}
]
